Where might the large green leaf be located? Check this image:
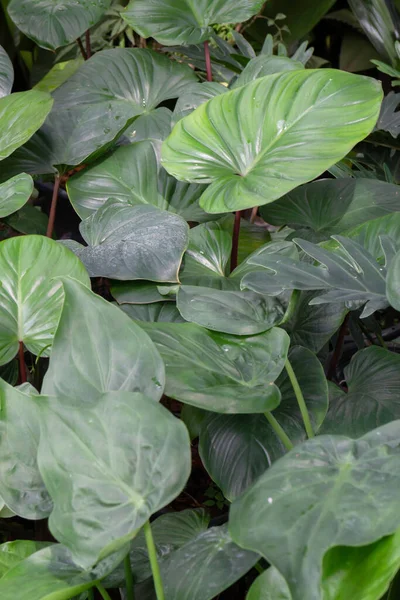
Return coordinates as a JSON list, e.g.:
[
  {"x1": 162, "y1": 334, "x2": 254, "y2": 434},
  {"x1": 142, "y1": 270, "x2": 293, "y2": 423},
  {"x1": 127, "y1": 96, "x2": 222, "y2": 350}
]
[
  {"x1": 8, "y1": 0, "x2": 111, "y2": 51},
  {"x1": 320, "y1": 346, "x2": 400, "y2": 437},
  {"x1": 246, "y1": 568, "x2": 291, "y2": 600},
  {"x1": 172, "y1": 82, "x2": 227, "y2": 125},
  {"x1": 38, "y1": 391, "x2": 191, "y2": 569},
  {"x1": 140, "y1": 322, "x2": 289, "y2": 413},
  {"x1": 0, "y1": 45, "x2": 13, "y2": 98},
  {"x1": 349, "y1": 0, "x2": 399, "y2": 64},
  {"x1": 161, "y1": 69, "x2": 383, "y2": 213},
  {"x1": 0, "y1": 173, "x2": 33, "y2": 218},
  {"x1": 42, "y1": 278, "x2": 165, "y2": 403},
  {"x1": 121, "y1": 0, "x2": 264, "y2": 46},
  {"x1": 0, "y1": 541, "x2": 51, "y2": 579},
  {"x1": 0, "y1": 235, "x2": 90, "y2": 366},
  {"x1": 334, "y1": 213, "x2": 400, "y2": 261},
  {"x1": 0, "y1": 91, "x2": 53, "y2": 160},
  {"x1": 387, "y1": 248, "x2": 400, "y2": 309},
  {"x1": 0, "y1": 379, "x2": 52, "y2": 519},
  {"x1": 199, "y1": 346, "x2": 328, "y2": 500},
  {"x1": 67, "y1": 200, "x2": 189, "y2": 281},
  {"x1": 232, "y1": 55, "x2": 304, "y2": 89},
  {"x1": 230, "y1": 421, "x2": 400, "y2": 600}
]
